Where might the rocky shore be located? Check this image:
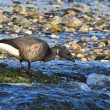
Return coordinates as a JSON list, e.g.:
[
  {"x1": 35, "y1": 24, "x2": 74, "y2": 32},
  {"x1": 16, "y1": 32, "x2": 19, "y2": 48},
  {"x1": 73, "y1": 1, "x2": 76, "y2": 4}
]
[{"x1": 0, "y1": 1, "x2": 109, "y2": 62}]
